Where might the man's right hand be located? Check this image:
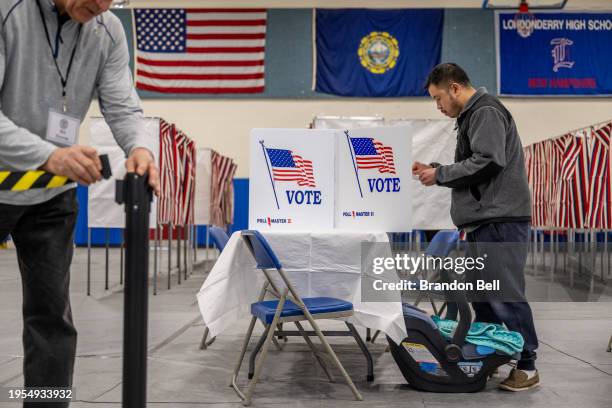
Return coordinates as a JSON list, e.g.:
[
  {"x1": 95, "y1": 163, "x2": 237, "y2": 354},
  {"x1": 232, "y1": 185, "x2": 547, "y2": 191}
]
[
  {"x1": 41, "y1": 146, "x2": 103, "y2": 186},
  {"x1": 412, "y1": 161, "x2": 432, "y2": 175}
]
